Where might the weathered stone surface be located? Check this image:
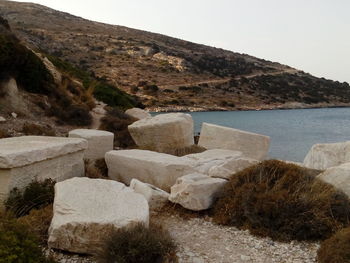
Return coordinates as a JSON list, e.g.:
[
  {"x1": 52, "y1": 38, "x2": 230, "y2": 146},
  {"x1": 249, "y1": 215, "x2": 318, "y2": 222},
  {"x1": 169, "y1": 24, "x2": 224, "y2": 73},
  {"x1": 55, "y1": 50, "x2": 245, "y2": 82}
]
[
  {"x1": 184, "y1": 149, "x2": 258, "y2": 179},
  {"x1": 169, "y1": 173, "x2": 227, "y2": 211},
  {"x1": 105, "y1": 149, "x2": 196, "y2": 191},
  {"x1": 0, "y1": 136, "x2": 87, "y2": 208},
  {"x1": 303, "y1": 142, "x2": 350, "y2": 170},
  {"x1": 125, "y1": 107, "x2": 151, "y2": 120},
  {"x1": 68, "y1": 129, "x2": 113, "y2": 160},
  {"x1": 48, "y1": 177, "x2": 149, "y2": 254},
  {"x1": 198, "y1": 123, "x2": 270, "y2": 161},
  {"x1": 130, "y1": 179, "x2": 169, "y2": 209},
  {"x1": 128, "y1": 113, "x2": 194, "y2": 153},
  {"x1": 0, "y1": 136, "x2": 87, "y2": 168},
  {"x1": 317, "y1": 163, "x2": 350, "y2": 197}
]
